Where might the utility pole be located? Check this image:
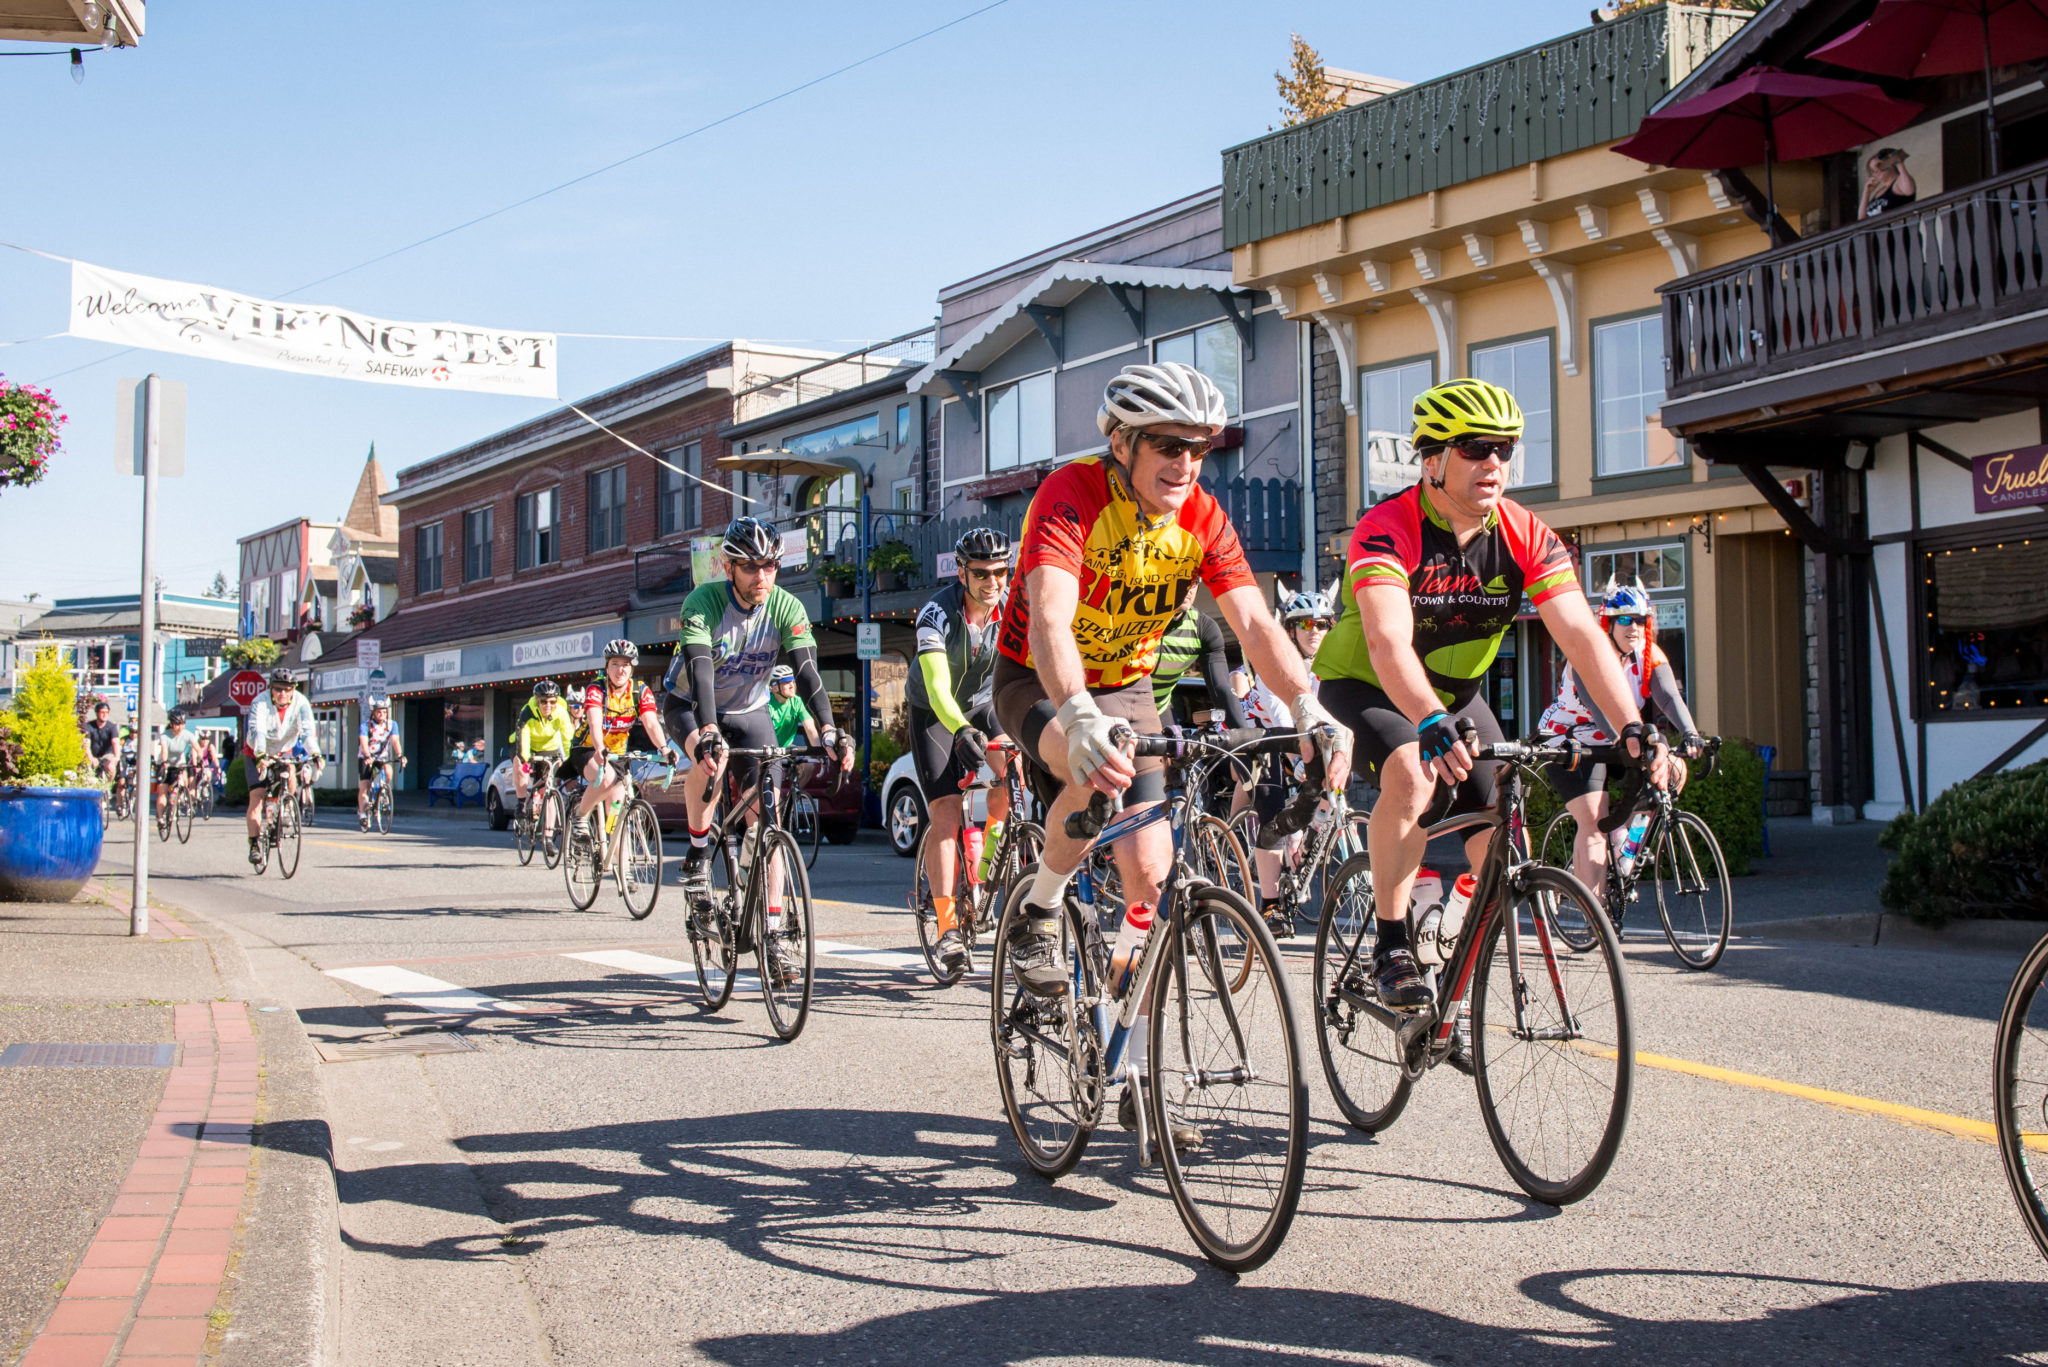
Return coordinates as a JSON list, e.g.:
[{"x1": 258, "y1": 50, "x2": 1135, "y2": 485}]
[{"x1": 131, "y1": 375, "x2": 160, "y2": 935}]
